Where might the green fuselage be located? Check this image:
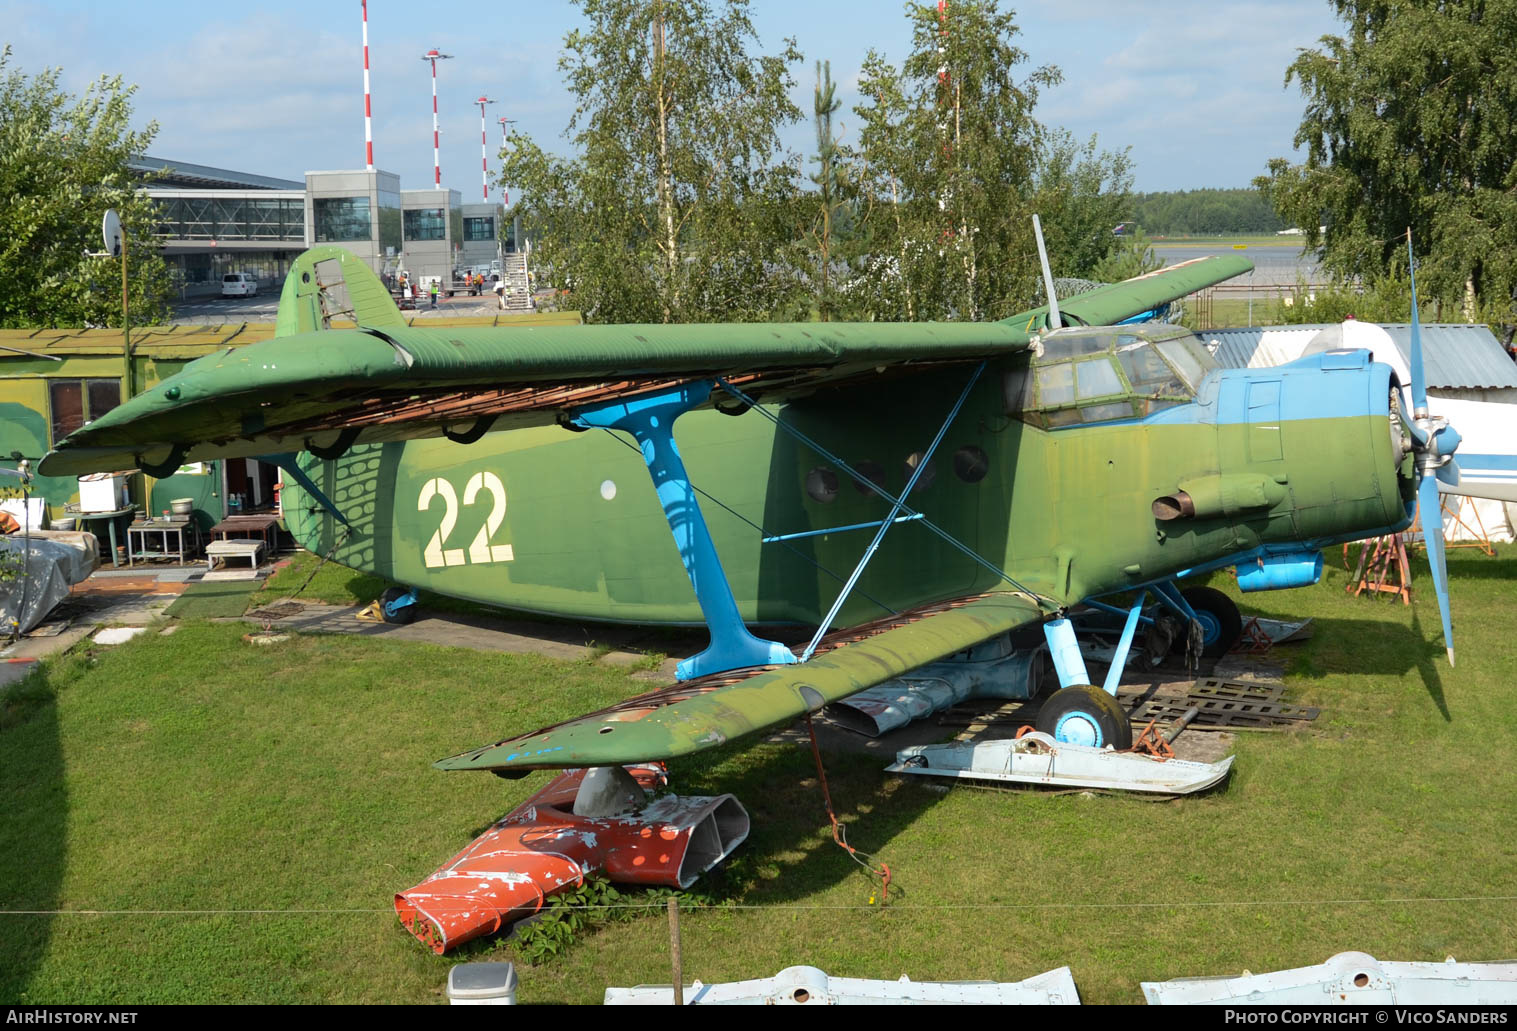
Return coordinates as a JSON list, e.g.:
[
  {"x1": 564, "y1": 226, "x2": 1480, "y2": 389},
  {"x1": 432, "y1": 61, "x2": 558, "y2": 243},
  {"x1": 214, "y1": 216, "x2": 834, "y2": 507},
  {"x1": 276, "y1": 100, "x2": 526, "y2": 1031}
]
[{"x1": 282, "y1": 355, "x2": 1408, "y2": 627}]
